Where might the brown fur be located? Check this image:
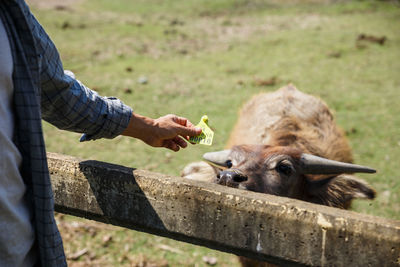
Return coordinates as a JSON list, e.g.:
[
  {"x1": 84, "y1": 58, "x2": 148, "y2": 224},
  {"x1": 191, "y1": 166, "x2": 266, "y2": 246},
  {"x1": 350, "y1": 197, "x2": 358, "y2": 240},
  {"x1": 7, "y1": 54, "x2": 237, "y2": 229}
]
[{"x1": 226, "y1": 85, "x2": 353, "y2": 163}]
